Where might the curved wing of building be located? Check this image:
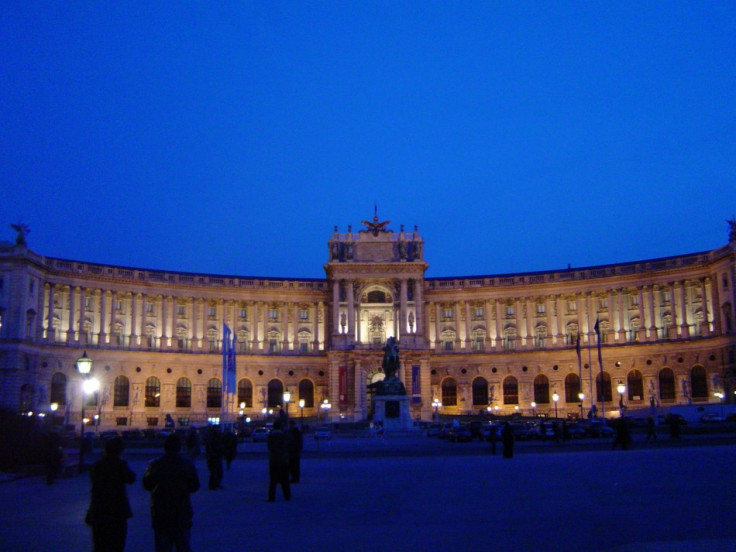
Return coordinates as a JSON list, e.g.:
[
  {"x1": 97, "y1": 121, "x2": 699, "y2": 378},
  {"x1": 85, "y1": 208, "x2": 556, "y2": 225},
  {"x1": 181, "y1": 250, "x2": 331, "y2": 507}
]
[{"x1": 1, "y1": 218, "x2": 734, "y2": 429}]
